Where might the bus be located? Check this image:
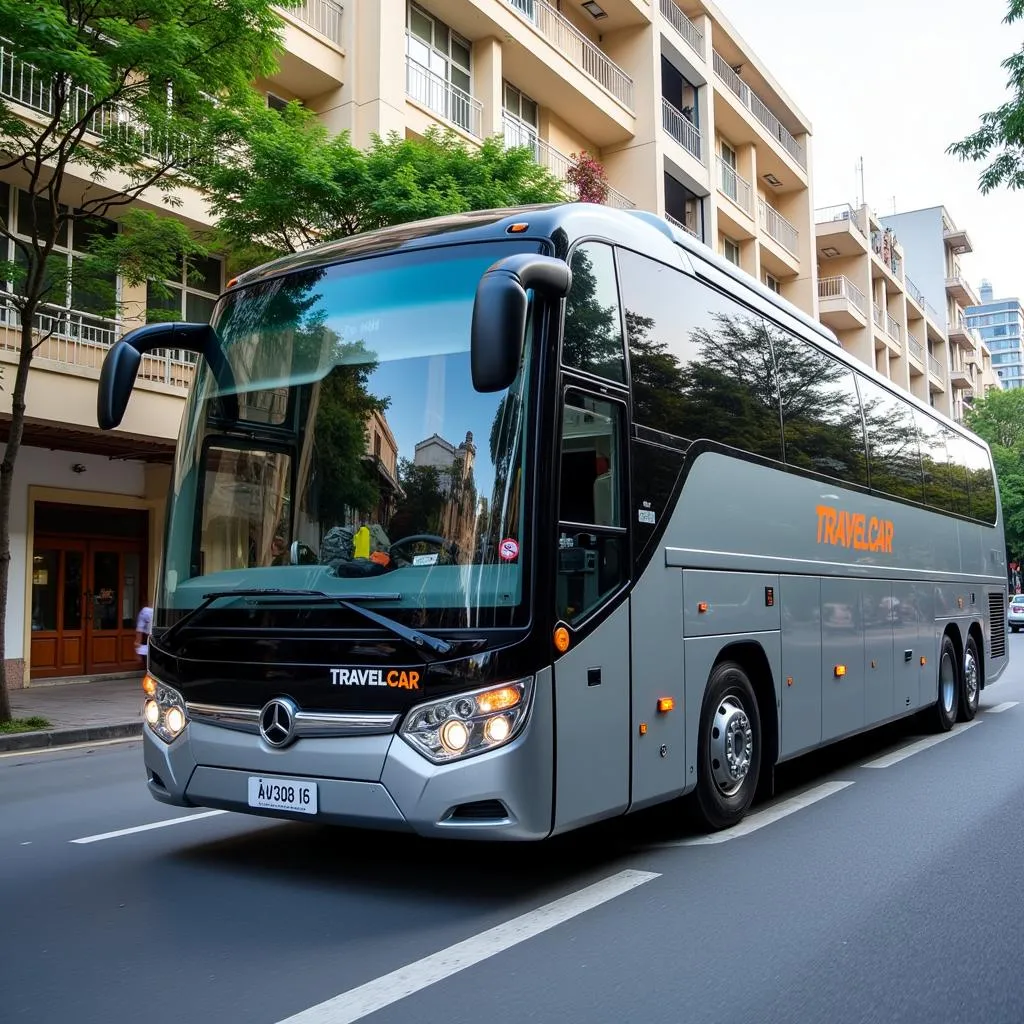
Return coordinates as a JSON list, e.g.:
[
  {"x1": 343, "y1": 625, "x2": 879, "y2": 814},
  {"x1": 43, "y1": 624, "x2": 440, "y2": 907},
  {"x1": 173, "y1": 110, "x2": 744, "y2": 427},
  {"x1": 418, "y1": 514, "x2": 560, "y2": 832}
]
[{"x1": 96, "y1": 204, "x2": 1009, "y2": 839}]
